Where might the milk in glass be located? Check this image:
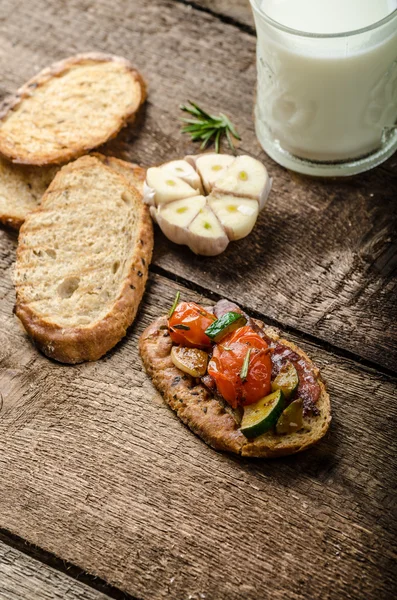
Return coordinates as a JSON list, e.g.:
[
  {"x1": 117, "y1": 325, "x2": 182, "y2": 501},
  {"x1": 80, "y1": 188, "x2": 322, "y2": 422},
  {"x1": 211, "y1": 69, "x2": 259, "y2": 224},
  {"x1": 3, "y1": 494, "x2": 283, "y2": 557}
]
[{"x1": 251, "y1": 0, "x2": 397, "y2": 174}]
